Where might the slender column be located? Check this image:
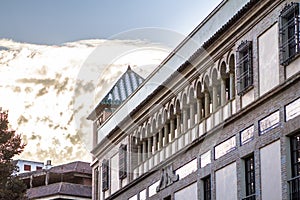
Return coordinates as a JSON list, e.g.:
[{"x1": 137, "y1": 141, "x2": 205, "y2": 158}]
[
  {"x1": 221, "y1": 79, "x2": 226, "y2": 106},
  {"x1": 188, "y1": 103, "x2": 194, "y2": 143},
  {"x1": 164, "y1": 123, "x2": 169, "y2": 145},
  {"x1": 197, "y1": 98, "x2": 202, "y2": 123},
  {"x1": 45, "y1": 172, "x2": 49, "y2": 186},
  {"x1": 147, "y1": 137, "x2": 152, "y2": 158},
  {"x1": 170, "y1": 119, "x2": 175, "y2": 141},
  {"x1": 142, "y1": 141, "x2": 147, "y2": 161},
  {"x1": 153, "y1": 133, "x2": 157, "y2": 152},
  {"x1": 30, "y1": 175, "x2": 33, "y2": 188},
  {"x1": 158, "y1": 129, "x2": 163, "y2": 150},
  {"x1": 183, "y1": 109, "x2": 187, "y2": 132},
  {"x1": 176, "y1": 114, "x2": 181, "y2": 136},
  {"x1": 229, "y1": 73, "x2": 235, "y2": 116},
  {"x1": 212, "y1": 86, "x2": 218, "y2": 112},
  {"x1": 190, "y1": 102, "x2": 195, "y2": 127},
  {"x1": 137, "y1": 145, "x2": 142, "y2": 164},
  {"x1": 204, "y1": 91, "x2": 210, "y2": 117},
  {"x1": 229, "y1": 73, "x2": 235, "y2": 99}
]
